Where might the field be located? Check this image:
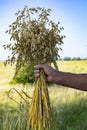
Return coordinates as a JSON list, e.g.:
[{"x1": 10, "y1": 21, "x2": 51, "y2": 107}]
[{"x1": 0, "y1": 60, "x2": 87, "y2": 130}]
